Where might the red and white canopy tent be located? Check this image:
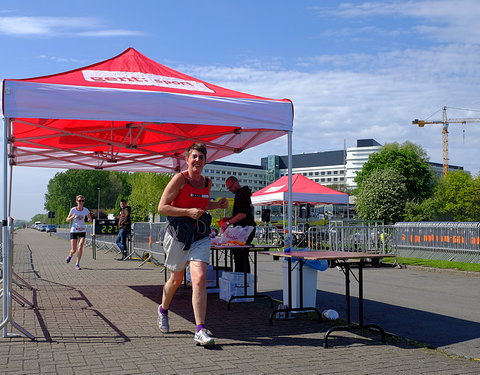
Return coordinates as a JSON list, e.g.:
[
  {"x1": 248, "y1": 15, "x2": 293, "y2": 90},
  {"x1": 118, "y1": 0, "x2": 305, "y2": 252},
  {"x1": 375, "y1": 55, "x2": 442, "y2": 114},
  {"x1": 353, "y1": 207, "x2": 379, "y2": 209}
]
[
  {"x1": 252, "y1": 174, "x2": 349, "y2": 206},
  {"x1": 1, "y1": 48, "x2": 294, "y2": 338},
  {"x1": 252, "y1": 174, "x2": 349, "y2": 228},
  {"x1": 2, "y1": 48, "x2": 292, "y2": 172}
]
